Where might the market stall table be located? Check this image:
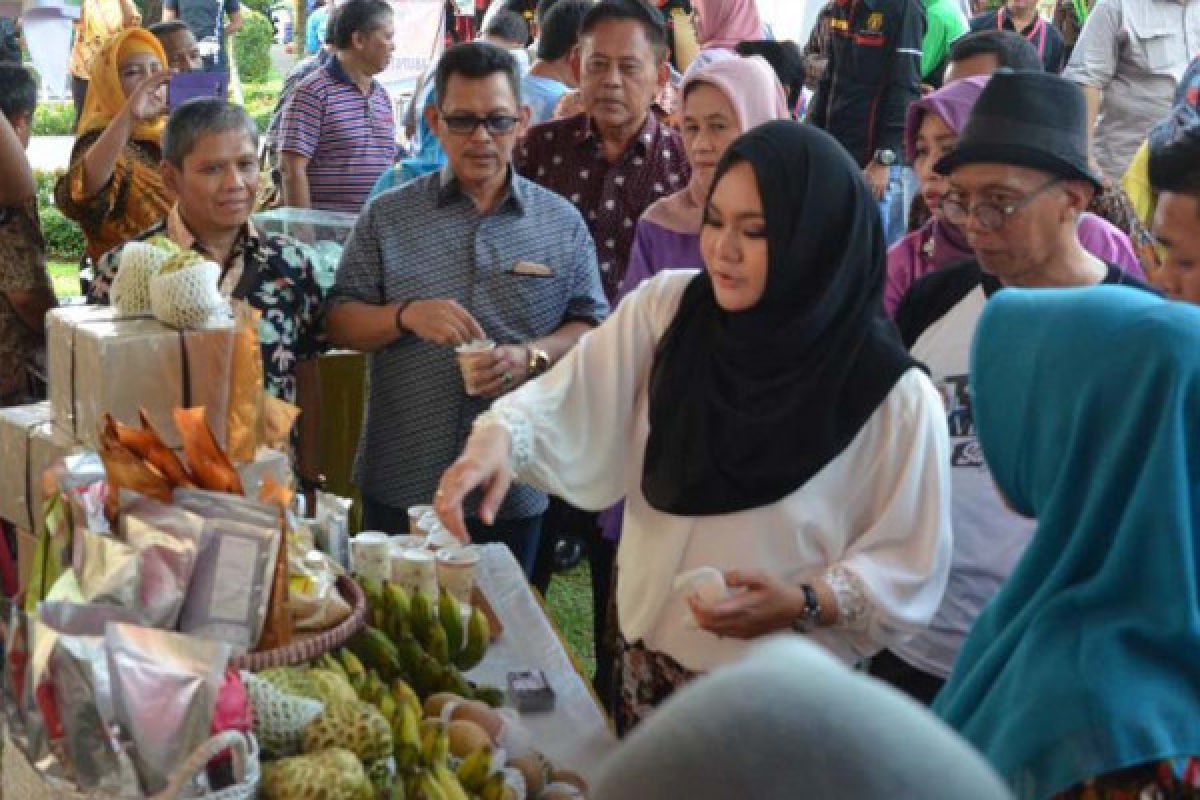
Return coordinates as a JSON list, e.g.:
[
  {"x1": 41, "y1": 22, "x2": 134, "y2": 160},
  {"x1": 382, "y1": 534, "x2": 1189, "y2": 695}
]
[{"x1": 465, "y1": 543, "x2": 617, "y2": 784}]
